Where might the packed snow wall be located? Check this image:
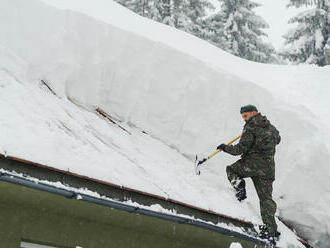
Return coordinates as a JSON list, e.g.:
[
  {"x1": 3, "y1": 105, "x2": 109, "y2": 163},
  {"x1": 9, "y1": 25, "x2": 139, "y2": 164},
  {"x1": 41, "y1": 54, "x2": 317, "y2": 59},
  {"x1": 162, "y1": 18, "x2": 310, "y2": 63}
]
[{"x1": 0, "y1": 0, "x2": 330, "y2": 246}]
